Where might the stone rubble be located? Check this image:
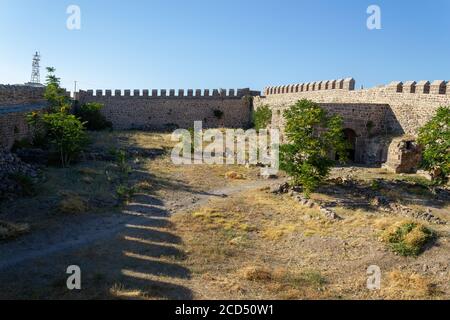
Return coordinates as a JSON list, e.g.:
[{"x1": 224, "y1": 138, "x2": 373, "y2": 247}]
[
  {"x1": 0, "y1": 148, "x2": 39, "y2": 198},
  {"x1": 269, "y1": 175, "x2": 447, "y2": 224},
  {"x1": 270, "y1": 182, "x2": 342, "y2": 220}
]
